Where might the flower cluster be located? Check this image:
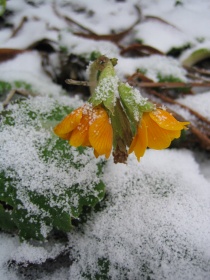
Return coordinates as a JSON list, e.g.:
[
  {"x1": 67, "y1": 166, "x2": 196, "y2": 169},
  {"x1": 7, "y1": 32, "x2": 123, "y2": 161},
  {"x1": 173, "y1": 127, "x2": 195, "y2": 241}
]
[{"x1": 54, "y1": 56, "x2": 189, "y2": 163}]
